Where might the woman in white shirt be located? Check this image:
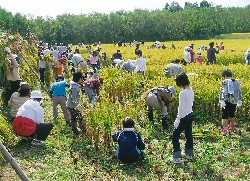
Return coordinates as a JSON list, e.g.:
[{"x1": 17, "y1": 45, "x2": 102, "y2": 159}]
[
  {"x1": 133, "y1": 50, "x2": 146, "y2": 74},
  {"x1": 171, "y1": 73, "x2": 194, "y2": 164}
]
